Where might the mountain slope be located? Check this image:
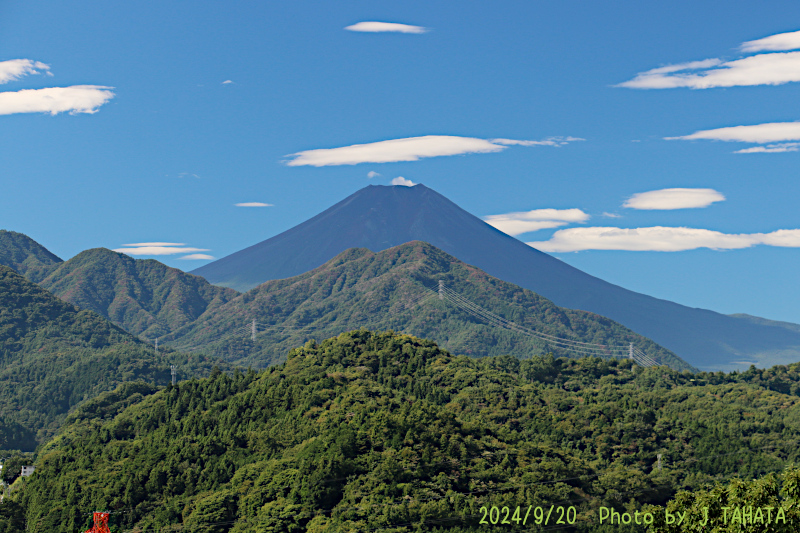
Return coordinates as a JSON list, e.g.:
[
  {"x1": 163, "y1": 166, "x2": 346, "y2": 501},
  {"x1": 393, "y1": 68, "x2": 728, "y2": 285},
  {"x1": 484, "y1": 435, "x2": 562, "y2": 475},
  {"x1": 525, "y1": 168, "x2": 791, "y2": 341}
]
[
  {"x1": 174, "y1": 241, "x2": 690, "y2": 371},
  {"x1": 0, "y1": 265, "x2": 226, "y2": 451},
  {"x1": 191, "y1": 184, "x2": 800, "y2": 372},
  {"x1": 0, "y1": 230, "x2": 62, "y2": 283},
  {"x1": 38, "y1": 248, "x2": 239, "y2": 340},
  {"x1": 730, "y1": 313, "x2": 800, "y2": 335},
  {"x1": 10, "y1": 331, "x2": 800, "y2": 532}
]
